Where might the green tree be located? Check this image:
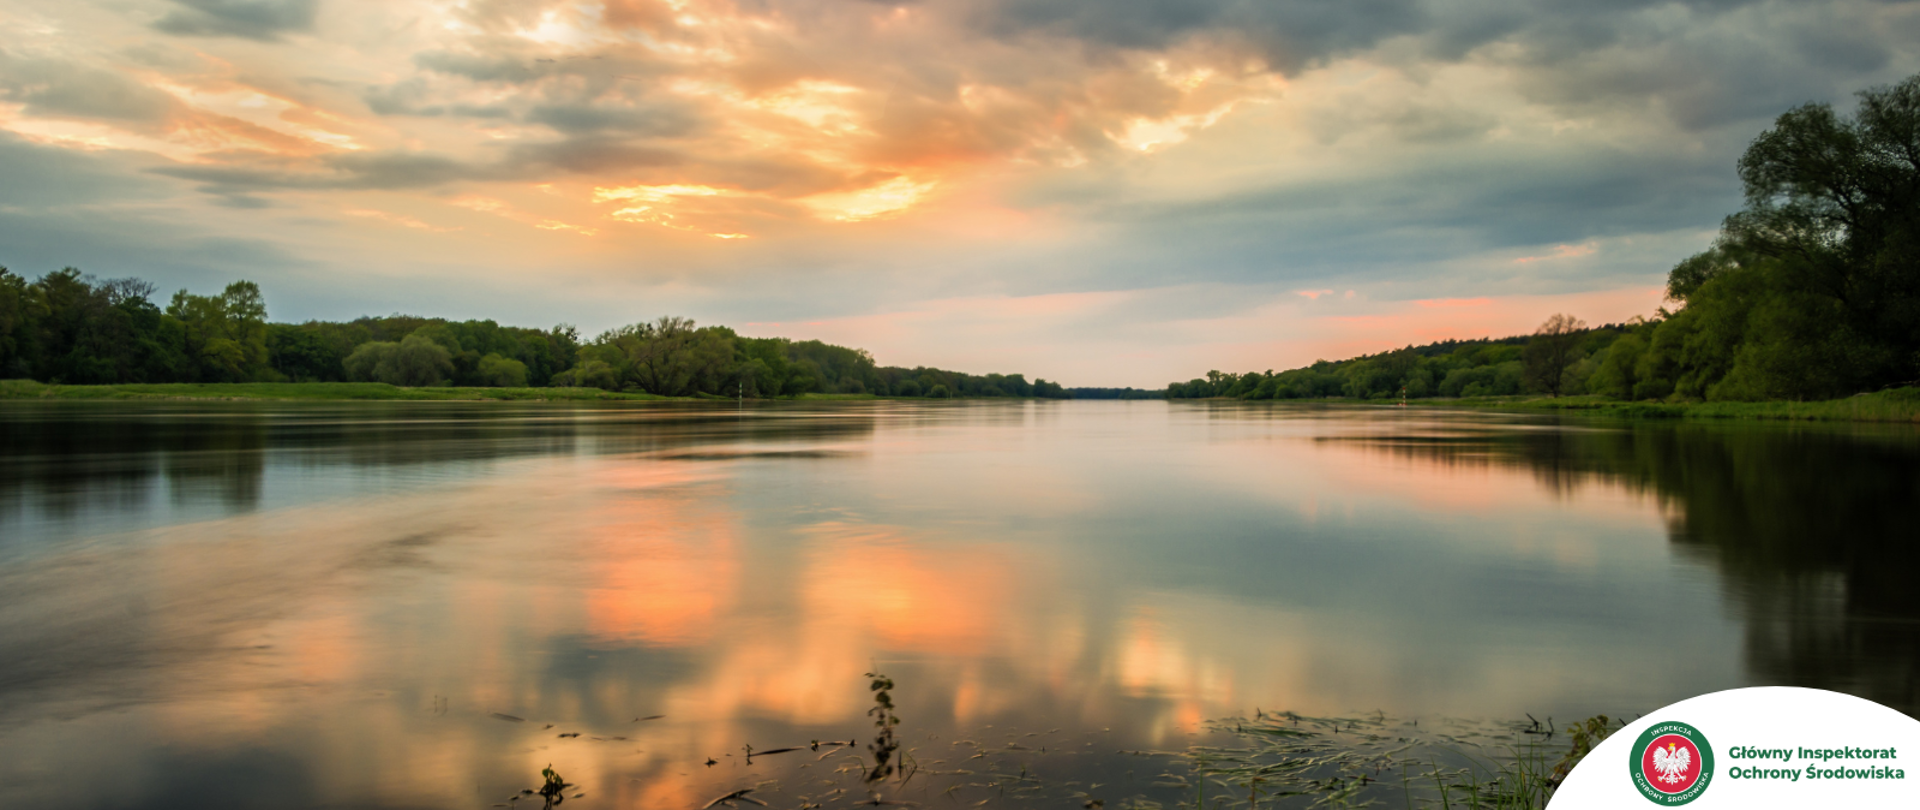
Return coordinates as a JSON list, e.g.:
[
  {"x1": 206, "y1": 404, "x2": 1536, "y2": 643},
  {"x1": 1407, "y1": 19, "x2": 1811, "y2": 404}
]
[
  {"x1": 0, "y1": 267, "x2": 35, "y2": 378},
  {"x1": 1698, "y1": 73, "x2": 1920, "y2": 395},
  {"x1": 1590, "y1": 332, "x2": 1648, "y2": 399},
  {"x1": 477, "y1": 353, "x2": 528, "y2": 387},
  {"x1": 344, "y1": 335, "x2": 453, "y2": 387},
  {"x1": 1523, "y1": 314, "x2": 1587, "y2": 397},
  {"x1": 166, "y1": 280, "x2": 270, "y2": 382}
]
